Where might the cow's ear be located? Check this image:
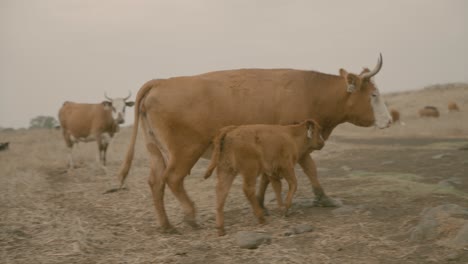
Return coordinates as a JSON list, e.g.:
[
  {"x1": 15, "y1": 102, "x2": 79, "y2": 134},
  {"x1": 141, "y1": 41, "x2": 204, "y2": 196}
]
[
  {"x1": 125, "y1": 101, "x2": 135, "y2": 107},
  {"x1": 340, "y1": 68, "x2": 362, "y2": 93},
  {"x1": 102, "y1": 101, "x2": 112, "y2": 110}
]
